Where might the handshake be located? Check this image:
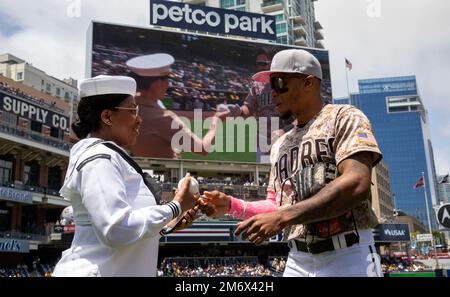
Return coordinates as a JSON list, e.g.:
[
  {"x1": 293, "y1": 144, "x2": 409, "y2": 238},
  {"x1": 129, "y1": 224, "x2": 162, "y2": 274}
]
[
  {"x1": 166, "y1": 174, "x2": 286, "y2": 245},
  {"x1": 165, "y1": 174, "x2": 234, "y2": 233}
]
